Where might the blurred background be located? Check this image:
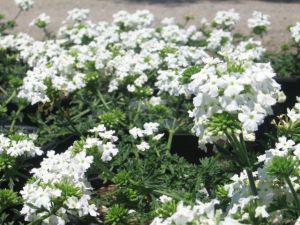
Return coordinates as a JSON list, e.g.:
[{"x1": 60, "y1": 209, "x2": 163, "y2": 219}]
[{"x1": 2, "y1": 0, "x2": 300, "y2": 50}]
